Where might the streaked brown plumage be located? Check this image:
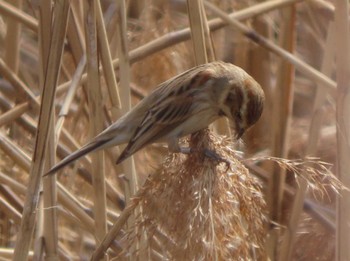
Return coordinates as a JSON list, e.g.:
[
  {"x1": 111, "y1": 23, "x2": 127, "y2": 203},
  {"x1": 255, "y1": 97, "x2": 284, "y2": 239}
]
[{"x1": 46, "y1": 61, "x2": 264, "y2": 176}]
